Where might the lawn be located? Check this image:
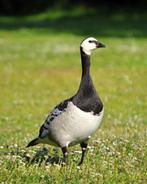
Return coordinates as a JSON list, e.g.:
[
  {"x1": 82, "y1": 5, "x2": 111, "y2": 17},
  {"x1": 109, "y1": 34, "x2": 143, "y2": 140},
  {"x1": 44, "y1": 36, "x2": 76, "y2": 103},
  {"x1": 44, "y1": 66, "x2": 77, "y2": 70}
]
[{"x1": 0, "y1": 9, "x2": 147, "y2": 184}]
